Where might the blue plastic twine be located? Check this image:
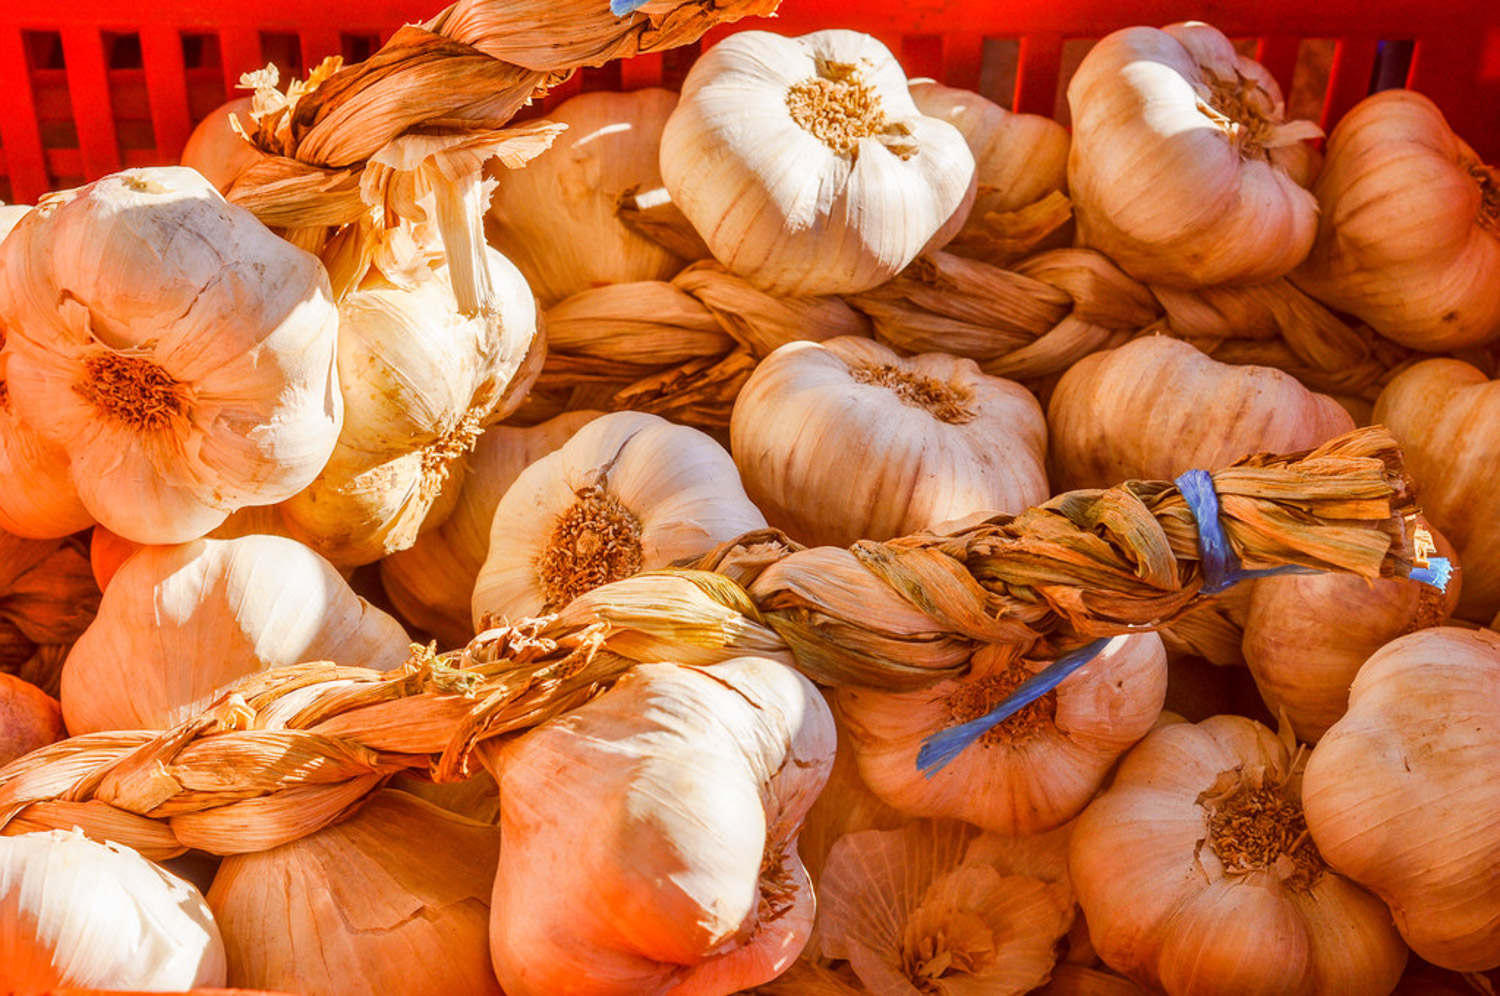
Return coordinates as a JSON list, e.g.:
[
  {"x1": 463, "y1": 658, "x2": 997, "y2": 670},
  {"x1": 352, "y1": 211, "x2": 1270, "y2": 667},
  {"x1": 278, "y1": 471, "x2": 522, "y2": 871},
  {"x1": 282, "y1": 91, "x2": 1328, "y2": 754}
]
[
  {"x1": 915, "y1": 637, "x2": 1111, "y2": 777},
  {"x1": 610, "y1": 0, "x2": 652, "y2": 15},
  {"x1": 1175, "y1": 468, "x2": 1451, "y2": 594},
  {"x1": 914, "y1": 468, "x2": 1453, "y2": 777}
]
